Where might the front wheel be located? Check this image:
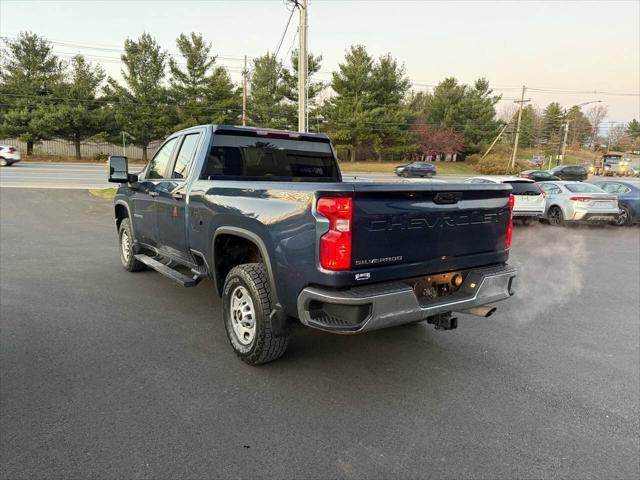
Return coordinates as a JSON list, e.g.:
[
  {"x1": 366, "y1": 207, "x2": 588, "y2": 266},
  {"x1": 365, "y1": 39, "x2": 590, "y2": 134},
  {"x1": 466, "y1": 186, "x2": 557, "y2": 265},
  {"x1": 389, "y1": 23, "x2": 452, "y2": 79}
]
[
  {"x1": 547, "y1": 206, "x2": 565, "y2": 227},
  {"x1": 0, "y1": 158, "x2": 8, "y2": 167},
  {"x1": 118, "y1": 218, "x2": 145, "y2": 271},
  {"x1": 425, "y1": 172, "x2": 434, "y2": 178},
  {"x1": 222, "y1": 263, "x2": 289, "y2": 365}
]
